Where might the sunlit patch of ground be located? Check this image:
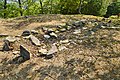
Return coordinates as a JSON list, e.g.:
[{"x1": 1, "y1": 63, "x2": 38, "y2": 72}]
[{"x1": 0, "y1": 14, "x2": 120, "y2": 80}]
